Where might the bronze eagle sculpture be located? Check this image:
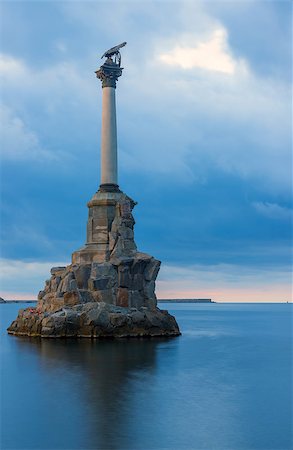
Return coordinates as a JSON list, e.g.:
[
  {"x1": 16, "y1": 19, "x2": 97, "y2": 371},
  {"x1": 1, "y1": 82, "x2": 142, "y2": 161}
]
[{"x1": 101, "y1": 42, "x2": 127, "y2": 66}]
